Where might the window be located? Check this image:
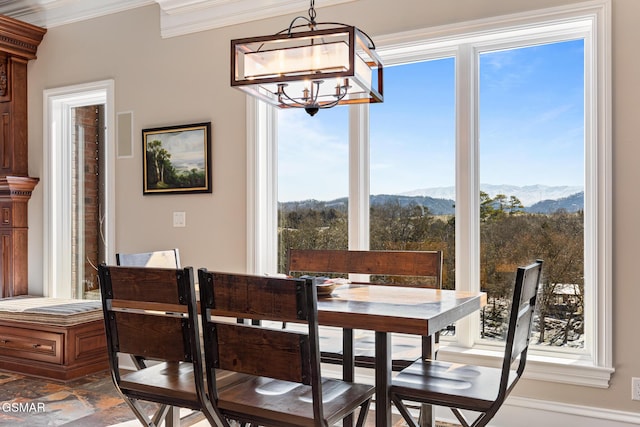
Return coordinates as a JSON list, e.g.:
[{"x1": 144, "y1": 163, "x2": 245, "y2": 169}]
[
  {"x1": 249, "y1": 1, "x2": 611, "y2": 386},
  {"x1": 277, "y1": 108, "x2": 349, "y2": 272},
  {"x1": 369, "y1": 58, "x2": 456, "y2": 293},
  {"x1": 478, "y1": 41, "x2": 585, "y2": 349}
]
